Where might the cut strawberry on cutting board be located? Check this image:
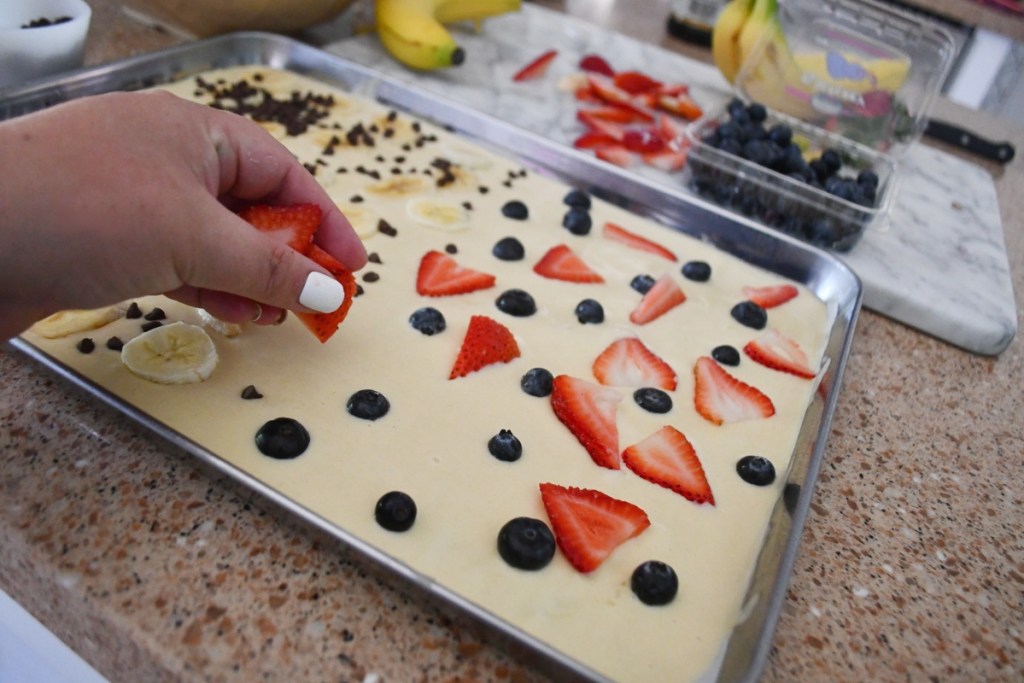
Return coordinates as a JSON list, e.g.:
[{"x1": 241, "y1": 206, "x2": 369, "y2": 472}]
[{"x1": 539, "y1": 483, "x2": 650, "y2": 573}]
